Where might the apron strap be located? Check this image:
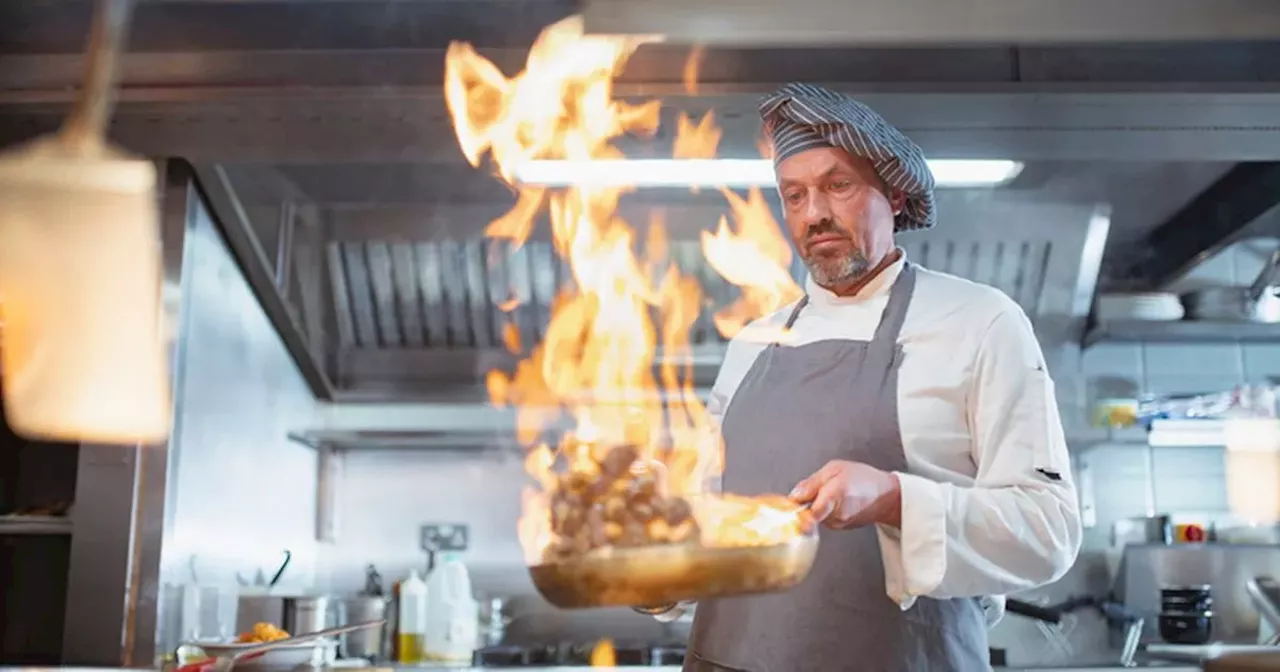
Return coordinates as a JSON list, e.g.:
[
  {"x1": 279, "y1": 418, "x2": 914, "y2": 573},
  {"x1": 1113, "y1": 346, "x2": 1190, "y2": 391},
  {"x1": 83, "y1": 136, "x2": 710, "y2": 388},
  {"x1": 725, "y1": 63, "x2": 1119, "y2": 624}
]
[
  {"x1": 868, "y1": 261, "x2": 917, "y2": 362},
  {"x1": 782, "y1": 295, "x2": 809, "y2": 330}
]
